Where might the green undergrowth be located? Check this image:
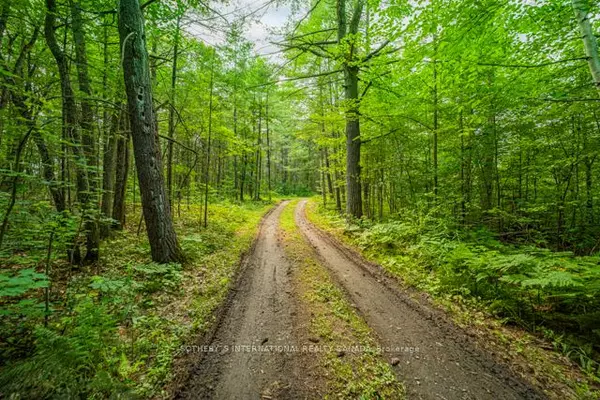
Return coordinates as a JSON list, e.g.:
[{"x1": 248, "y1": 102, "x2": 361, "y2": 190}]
[
  {"x1": 306, "y1": 198, "x2": 600, "y2": 399},
  {"x1": 279, "y1": 200, "x2": 404, "y2": 399},
  {"x1": 0, "y1": 200, "x2": 273, "y2": 399}
]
